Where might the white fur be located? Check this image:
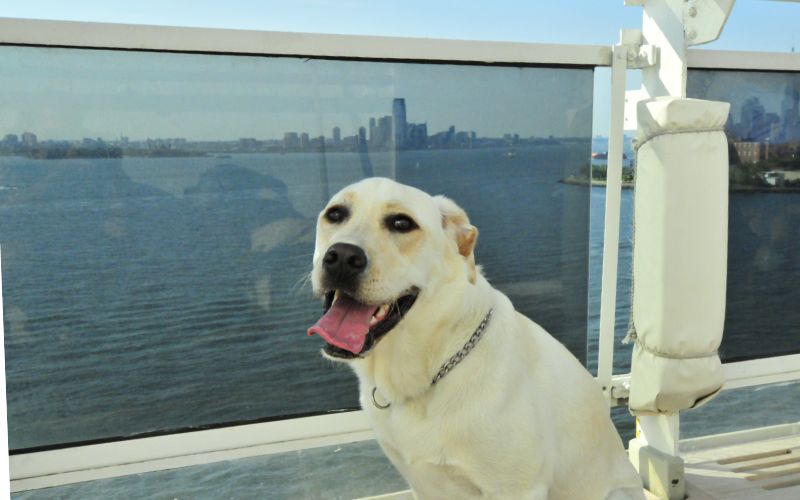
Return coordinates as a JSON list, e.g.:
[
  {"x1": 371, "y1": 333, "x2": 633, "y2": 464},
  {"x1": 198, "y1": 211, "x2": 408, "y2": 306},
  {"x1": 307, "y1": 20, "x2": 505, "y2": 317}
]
[{"x1": 311, "y1": 178, "x2": 644, "y2": 500}]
